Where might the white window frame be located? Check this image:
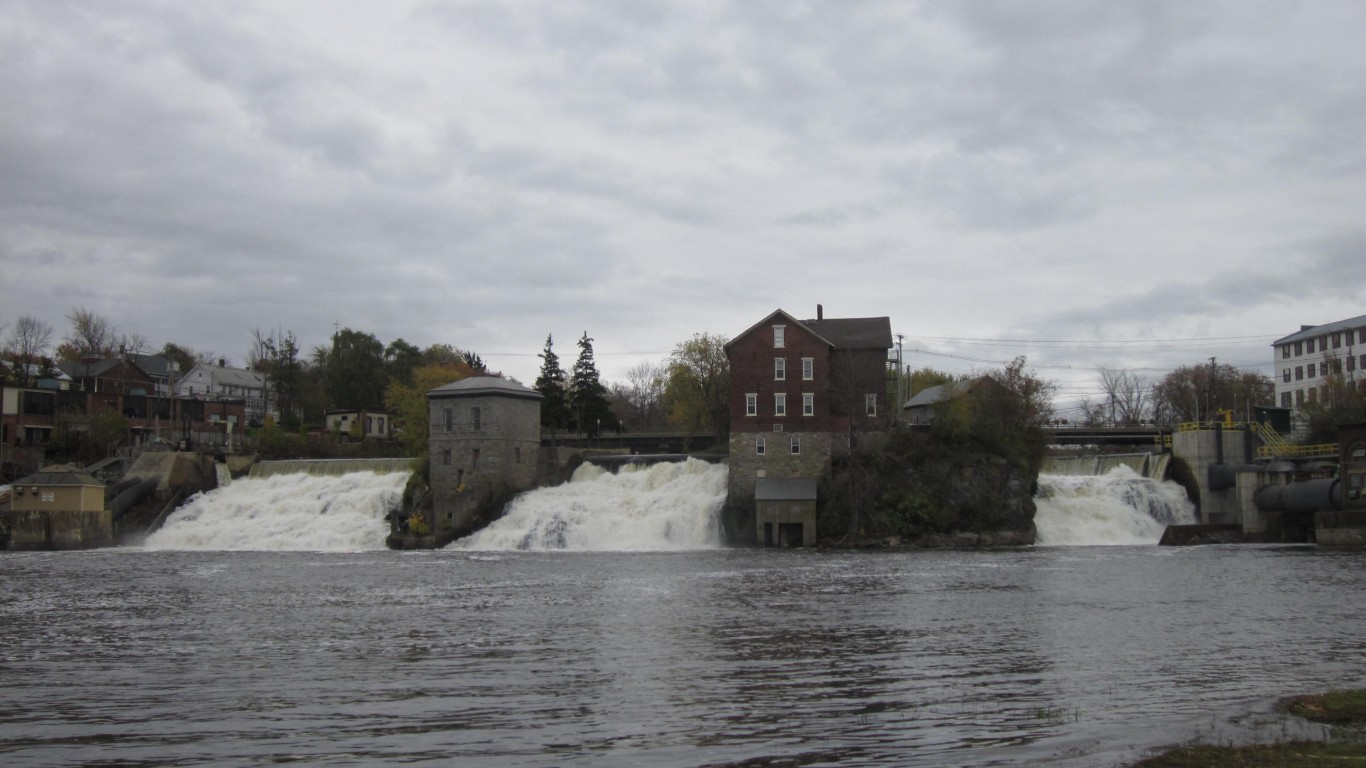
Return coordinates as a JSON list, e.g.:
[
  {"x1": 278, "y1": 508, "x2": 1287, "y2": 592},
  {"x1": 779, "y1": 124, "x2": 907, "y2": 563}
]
[
  {"x1": 745, "y1": 393, "x2": 757, "y2": 416},
  {"x1": 774, "y1": 358, "x2": 786, "y2": 381},
  {"x1": 791, "y1": 435, "x2": 801, "y2": 455},
  {"x1": 756, "y1": 435, "x2": 766, "y2": 455},
  {"x1": 803, "y1": 392, "x2": 814, "y2": 416},
  {"x1": 773, "y1": 325, "x2": 785, "y2": 349},
  {"x1": 802, "y1": 357, "x2": 813, "y2": 380},
  {"x1": 774, "y1": 393, "x2": 787, "y2": 417},
  {"x1": 865, "y1": 394, "x2": 877, "y2": 417}
]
